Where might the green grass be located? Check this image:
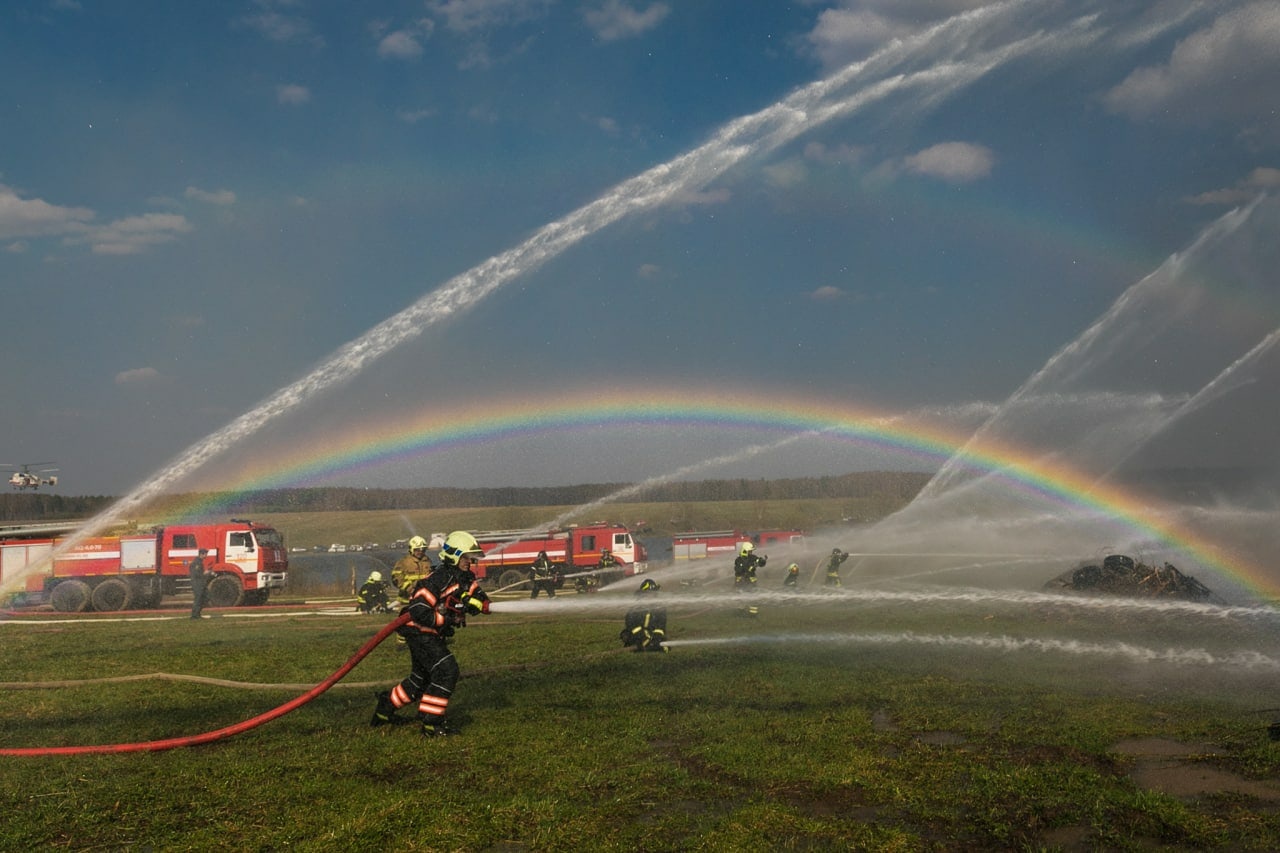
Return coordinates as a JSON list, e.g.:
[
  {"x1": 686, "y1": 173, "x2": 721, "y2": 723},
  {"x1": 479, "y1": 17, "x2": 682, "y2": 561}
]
[{"x1": 4, "y1": 597, "x2": 1280, "y2": 850}]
